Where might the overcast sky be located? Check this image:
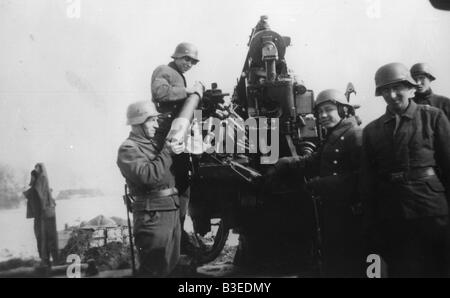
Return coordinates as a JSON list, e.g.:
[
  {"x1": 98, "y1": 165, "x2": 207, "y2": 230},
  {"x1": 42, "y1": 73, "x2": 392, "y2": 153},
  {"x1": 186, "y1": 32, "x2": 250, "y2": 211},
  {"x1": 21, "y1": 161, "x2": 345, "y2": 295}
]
[{"x1": 1, "y1": 0, "x2": 449, "y2": 194}]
